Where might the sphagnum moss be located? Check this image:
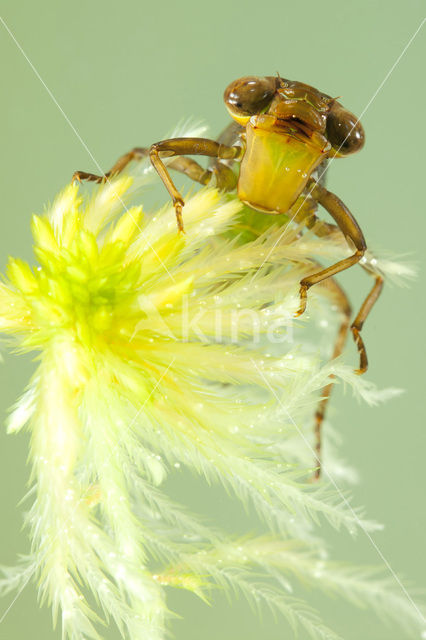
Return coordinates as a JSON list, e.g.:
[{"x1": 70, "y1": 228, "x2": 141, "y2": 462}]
[{"x1": 0, "y1": 173, "x2": 423, "y2": 639}]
